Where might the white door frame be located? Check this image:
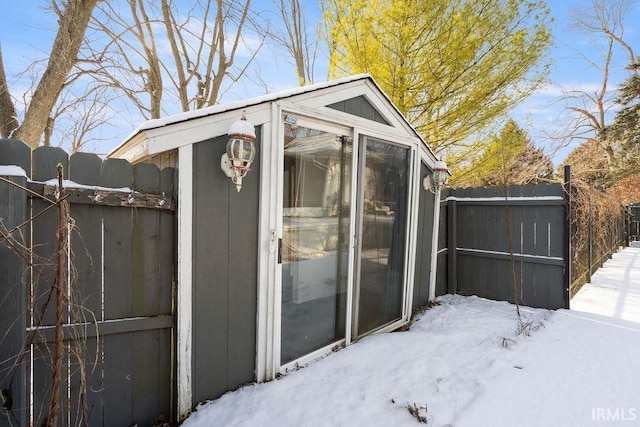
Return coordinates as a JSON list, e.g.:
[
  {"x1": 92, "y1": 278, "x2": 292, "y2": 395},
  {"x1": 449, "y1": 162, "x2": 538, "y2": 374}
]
[{"x1": 256, "y1": 103, "x2": 428, "y2": 379}]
